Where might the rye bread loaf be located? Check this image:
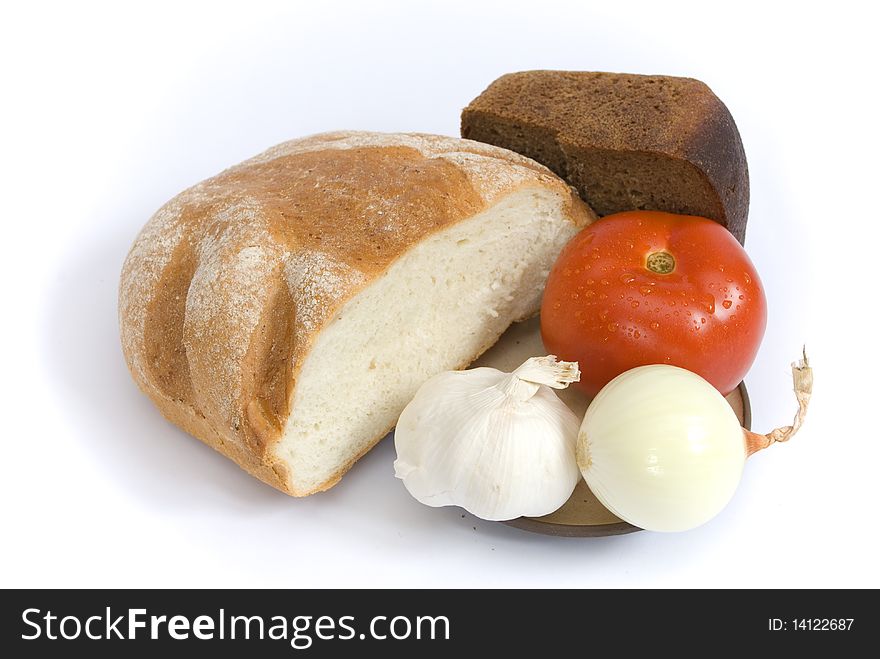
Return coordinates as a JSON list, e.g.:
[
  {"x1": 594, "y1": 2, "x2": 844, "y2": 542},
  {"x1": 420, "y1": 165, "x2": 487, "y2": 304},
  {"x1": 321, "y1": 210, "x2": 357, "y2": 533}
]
[
  {"x1": 119, "y1": 131, "x2": 595, "y2": 496},
  {"x1": 461, "y1": 71, "x2": 750, "y2": 243}
]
